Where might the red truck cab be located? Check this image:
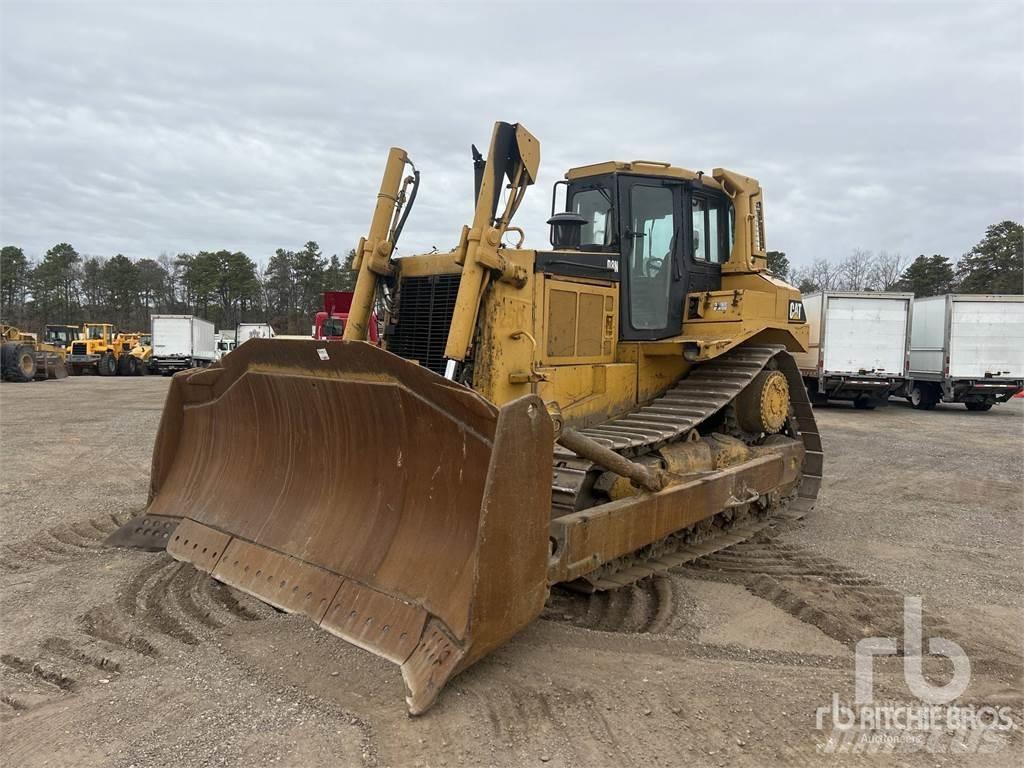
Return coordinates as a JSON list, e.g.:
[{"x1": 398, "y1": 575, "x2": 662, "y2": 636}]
[{"x1": 314, "y1": 290, "x2": 379, "y2": 343}]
